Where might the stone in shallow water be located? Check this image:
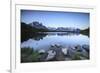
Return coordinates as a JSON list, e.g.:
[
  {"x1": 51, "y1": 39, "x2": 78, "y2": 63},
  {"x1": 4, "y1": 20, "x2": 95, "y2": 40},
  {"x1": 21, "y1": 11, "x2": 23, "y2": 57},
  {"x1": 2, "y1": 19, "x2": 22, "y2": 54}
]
[
  {"x1": 82, "y1": 45, "x2": 89, "y2": 53},
  {"x1": 71, "y1": 46, "x2": 76, "y2": 50},
  {"x1": 46, "y1": 50, "x2": 56, "y2": 61},
  {"x1": 67, "y1": 47, "x2": 76, "y2": 56},
  {"x1": 75, "y1": 45, "x2": 83, "y2": 52},
  {"x1": 62, "y1": 48, "x2": 68, "y2": 55},
  {"x1": 80, "y1": 49, "x2": 89, "y2": 59},
  {"x1": 38, "y1": 49, "x2": 45, "y2": 54}
]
